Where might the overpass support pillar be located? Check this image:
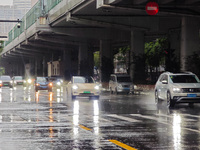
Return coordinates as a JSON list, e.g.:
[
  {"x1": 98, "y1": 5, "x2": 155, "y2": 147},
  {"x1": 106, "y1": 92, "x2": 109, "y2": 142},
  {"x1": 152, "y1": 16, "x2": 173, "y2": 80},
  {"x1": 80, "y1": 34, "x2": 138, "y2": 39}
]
[
  {"x1": 99, "y1": 40, "x2": 113, "y2": 82},
  {"x1": 63, "y1": 50, "x2": 72, "y2": 80},
  {"x1": 78, "y1": 42, "x2": 93, "y2": 76},
  {"x1": 180, "y1": 17, "x2": 200, "y2": 71},
  {"x1": 130, "y1": 29, "x2": 145, "y2": 82}
]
